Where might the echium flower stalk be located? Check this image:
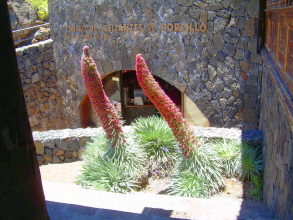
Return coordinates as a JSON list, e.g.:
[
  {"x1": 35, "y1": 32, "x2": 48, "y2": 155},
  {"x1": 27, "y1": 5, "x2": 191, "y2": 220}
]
[
  {"x1": 135, "y1": 54, "x2": 197, "y2": 158},
  {"x1": 81, "y1": 46, "x2": 125, "y2": 147}
]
